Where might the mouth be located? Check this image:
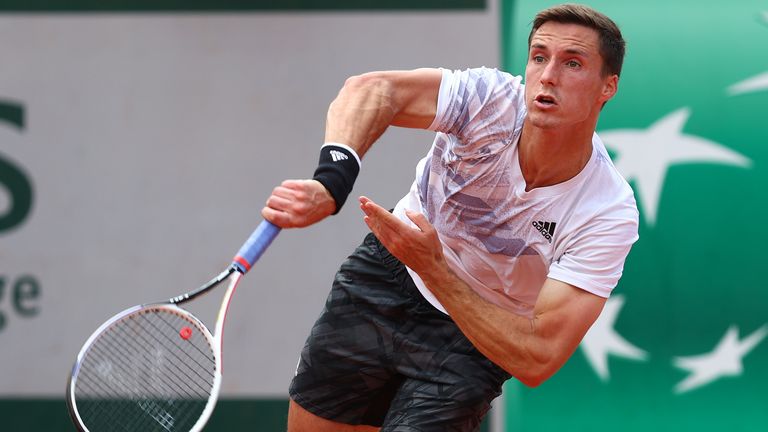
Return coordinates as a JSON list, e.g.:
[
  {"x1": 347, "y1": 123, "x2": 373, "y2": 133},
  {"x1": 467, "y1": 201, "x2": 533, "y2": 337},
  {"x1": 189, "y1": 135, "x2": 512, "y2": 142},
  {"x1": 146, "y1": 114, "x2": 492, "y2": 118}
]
[{"x1": 534, "y1": 94, "x2": 557, "y2": 107}]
